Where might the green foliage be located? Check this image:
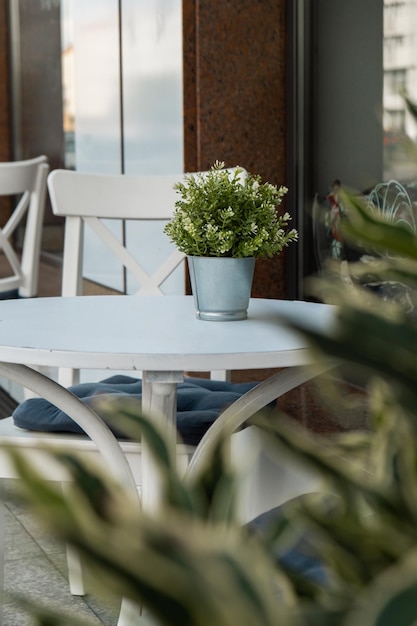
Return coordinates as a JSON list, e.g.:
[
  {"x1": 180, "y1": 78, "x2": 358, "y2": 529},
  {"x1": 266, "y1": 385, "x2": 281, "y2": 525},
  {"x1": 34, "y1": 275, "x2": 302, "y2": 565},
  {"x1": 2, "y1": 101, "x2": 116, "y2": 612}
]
[
  {"x1": 163, "y1": 161, "x2": 298, "y2": 258},
  {"x1": 276, "y1": 189, "x2": 417, "y2": 625},
  {"x1": 7, "y1": 167, "x2": 417, "y2": 624},
  {"x1": 4, "y1": 408, "x2": 298, "y2": 626}
]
